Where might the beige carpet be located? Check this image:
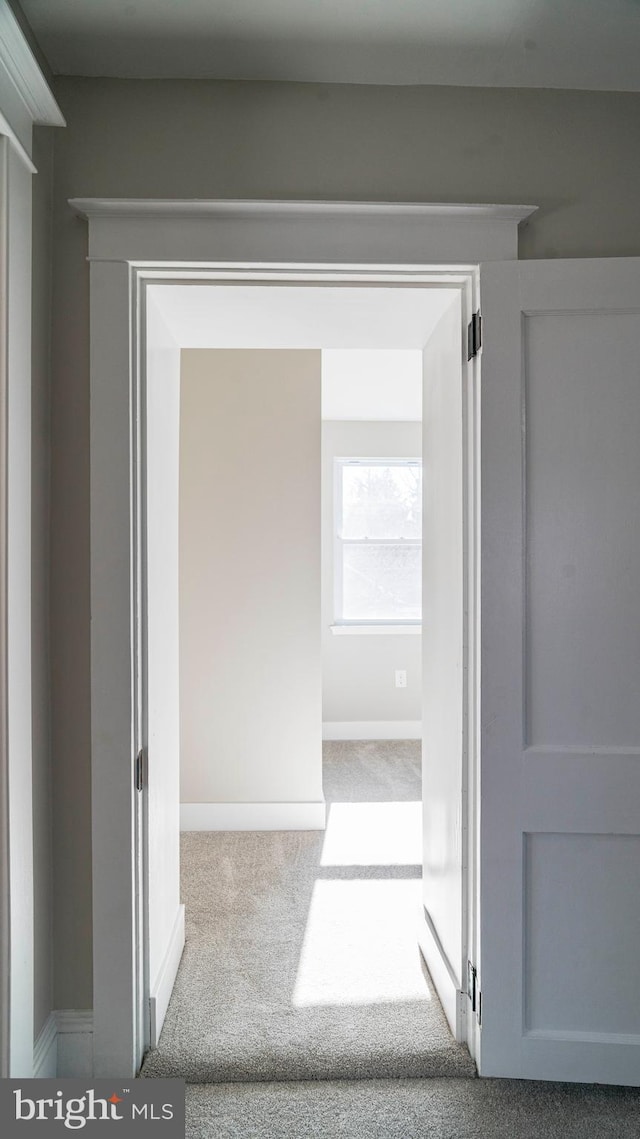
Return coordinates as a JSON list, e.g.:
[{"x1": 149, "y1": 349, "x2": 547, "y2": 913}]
[
  {"x1": 142, "y1": 740, "x2": 474, "y2": 1083},
  {"x1": 185, "y1": 1078, "x2": 640, "y2": 1138}
]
